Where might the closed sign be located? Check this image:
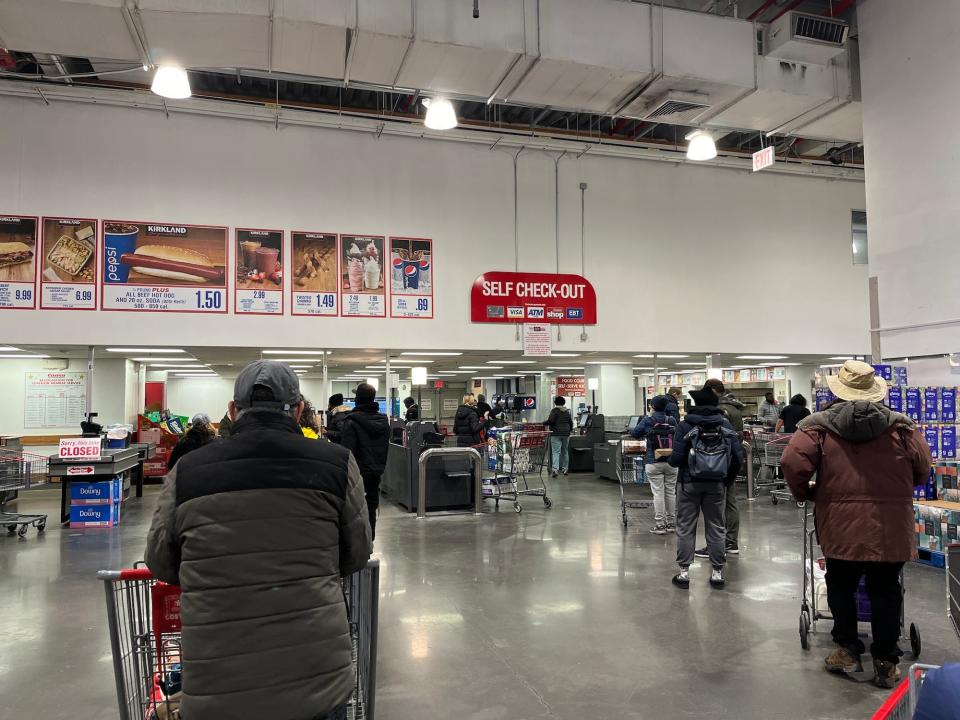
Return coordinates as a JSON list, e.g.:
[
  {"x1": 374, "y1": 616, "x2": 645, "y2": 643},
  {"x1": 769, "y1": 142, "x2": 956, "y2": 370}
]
[{"x1": 59, "y1": 437, "x2": 101, "y2": 461}]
